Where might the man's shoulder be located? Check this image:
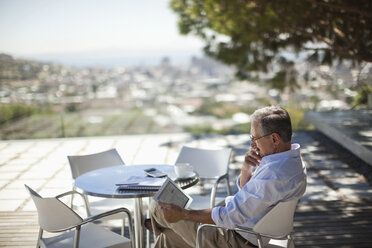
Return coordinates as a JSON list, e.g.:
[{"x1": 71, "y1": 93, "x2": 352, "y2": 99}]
[{"x1": 256, "y1": 155, "x2": 303, "y2": 178}]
